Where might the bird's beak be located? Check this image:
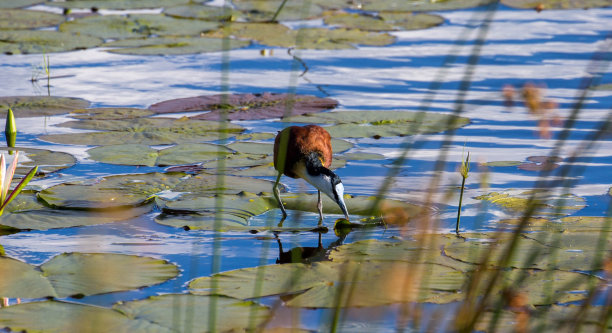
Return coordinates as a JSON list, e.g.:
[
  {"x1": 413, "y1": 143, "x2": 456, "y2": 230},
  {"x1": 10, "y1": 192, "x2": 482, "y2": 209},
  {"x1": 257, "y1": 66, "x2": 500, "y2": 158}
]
[{"x1": 337, "y1": 195, "x2": 349, "y2": 220}]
